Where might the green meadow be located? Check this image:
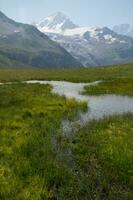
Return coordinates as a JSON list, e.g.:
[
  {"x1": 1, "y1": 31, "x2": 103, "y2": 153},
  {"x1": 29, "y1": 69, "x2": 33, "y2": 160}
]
[
  {"x1": 0, "y1": 63, "x2": 133, "y2": 199},
  {"x1": 70, "y1": 114, "x2": 133, "y2": 199},
  {"x1": 0, "y1": 83, "x2": 87, "y2": 199},
  {"x1": 0, "y1": 63, "x2": 132, "y2": 83},
  {"x1": 83, "y1": 78, "x2": 133, "y2": 96}
]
